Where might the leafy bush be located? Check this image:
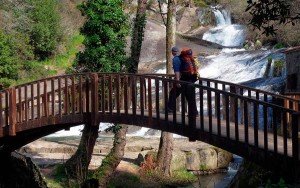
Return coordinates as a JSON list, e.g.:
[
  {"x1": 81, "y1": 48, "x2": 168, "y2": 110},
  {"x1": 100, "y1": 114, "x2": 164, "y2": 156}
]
[
  {"x1": 0, "y1": 30, "x2": 20, "y2": 87},
  {"x1": 28, "y1": 0, "x2": 61, "y2": 59}
]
